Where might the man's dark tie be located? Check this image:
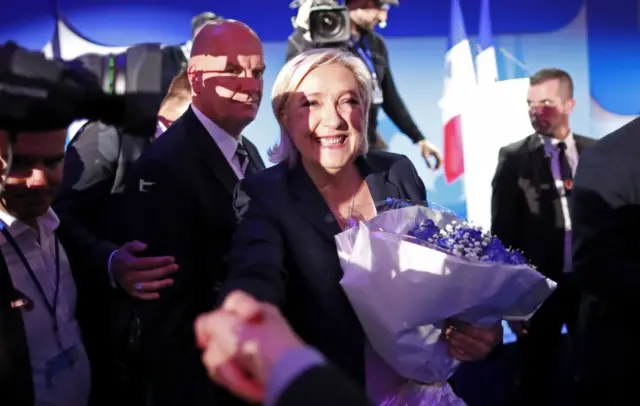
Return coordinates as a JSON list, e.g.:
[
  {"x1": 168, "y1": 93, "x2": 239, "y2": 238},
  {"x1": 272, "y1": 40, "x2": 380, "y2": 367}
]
[
  {"x1": 235, "y1": 143, "x2": 258, "y2": 176},
  {"x1": 558, "y1": 142, "x2": 573, "y2": 197}
]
